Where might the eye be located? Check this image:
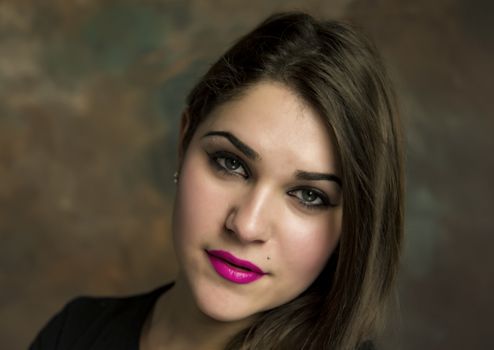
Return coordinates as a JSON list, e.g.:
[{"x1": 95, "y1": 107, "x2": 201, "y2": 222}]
[
  {"x1": 208, "y1": 151, "x2": 249, "y2": 178},
  {"x1": 288, "y1": 188, "x2": 331, "y2": 210}
]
